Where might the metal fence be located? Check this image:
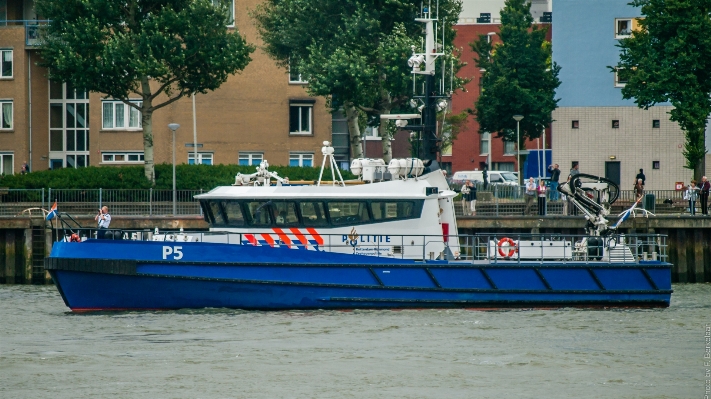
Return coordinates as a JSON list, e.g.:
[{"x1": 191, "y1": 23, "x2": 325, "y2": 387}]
[
  {"x1": 456, "y1": 184, "x2": 695, "y2": 217},
  {"x1": 0, "y1": 188, "x2": 203, "y2": 216},
  {"x1": 0, "y1": 186, "x2": 698, "y2": 218}
]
